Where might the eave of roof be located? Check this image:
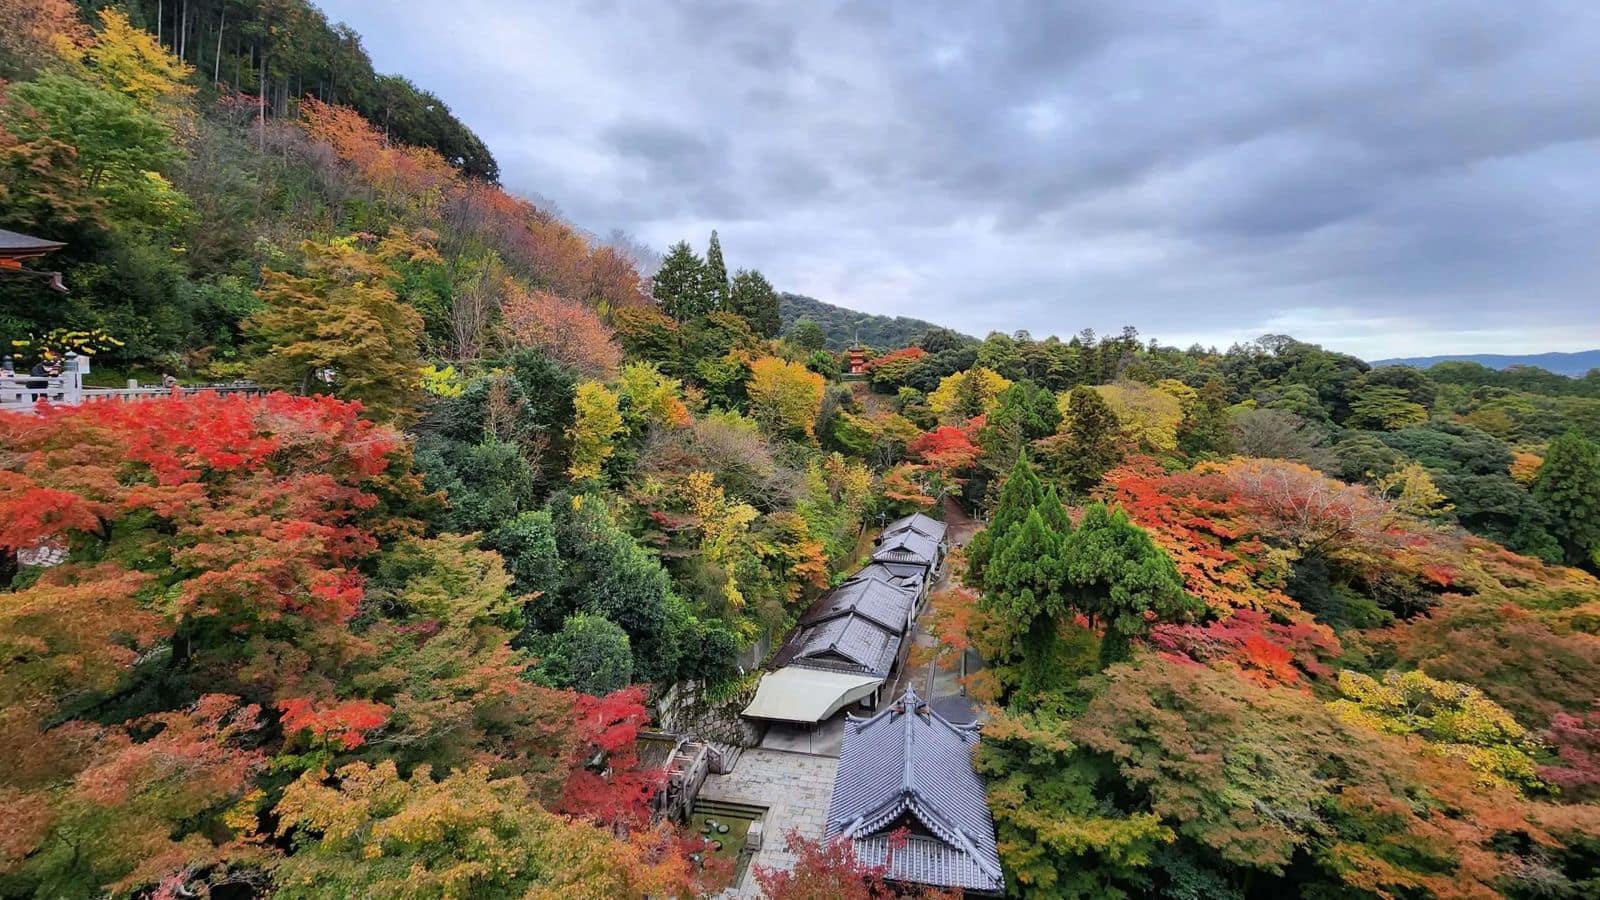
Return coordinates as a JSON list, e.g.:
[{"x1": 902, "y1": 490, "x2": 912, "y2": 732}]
[{"x1": 0, "y1": 229, "x2": 65, "y2": 259}]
